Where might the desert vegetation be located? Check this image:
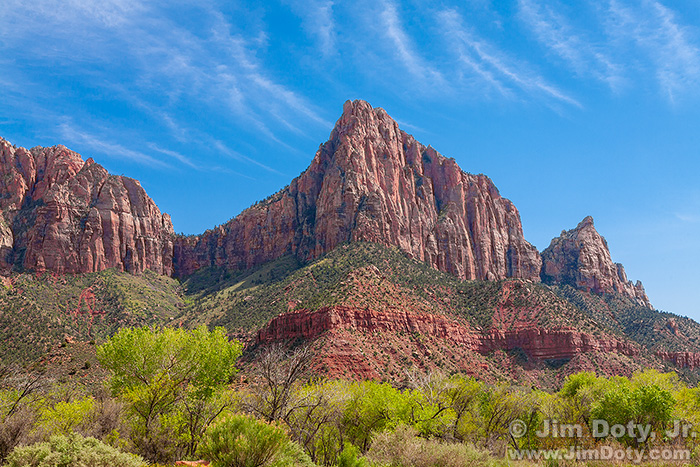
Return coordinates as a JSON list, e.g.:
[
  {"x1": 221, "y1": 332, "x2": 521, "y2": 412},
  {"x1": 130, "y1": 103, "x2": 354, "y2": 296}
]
[{"x1": 1, "y1": 326, "x2": 699, "y2": 466}]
